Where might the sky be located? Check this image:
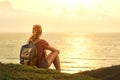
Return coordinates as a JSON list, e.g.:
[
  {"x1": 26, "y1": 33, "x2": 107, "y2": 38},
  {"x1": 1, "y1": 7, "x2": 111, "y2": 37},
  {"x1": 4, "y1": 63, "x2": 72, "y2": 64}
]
[{"x1": 0, "y1": 0, "x2": 120, "y2": 32}]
